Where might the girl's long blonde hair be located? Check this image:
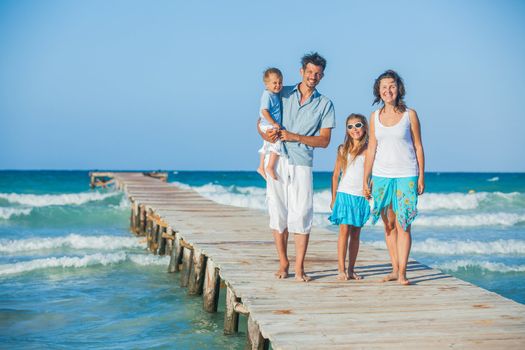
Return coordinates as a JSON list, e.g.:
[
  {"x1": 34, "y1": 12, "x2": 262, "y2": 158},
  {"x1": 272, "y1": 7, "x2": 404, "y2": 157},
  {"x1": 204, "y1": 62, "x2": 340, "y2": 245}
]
[{"x1": 338, "y1": 113, "x2": 368, "y2": 174}]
